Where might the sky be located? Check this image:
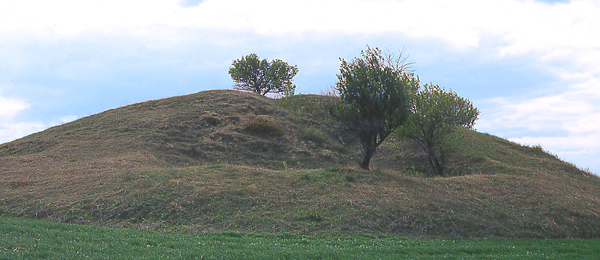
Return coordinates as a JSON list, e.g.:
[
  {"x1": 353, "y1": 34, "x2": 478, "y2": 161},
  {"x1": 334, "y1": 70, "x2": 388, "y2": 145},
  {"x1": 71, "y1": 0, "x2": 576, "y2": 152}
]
[{"x1": 0, "y1": 0, "x2": 598, "y2": 174}]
